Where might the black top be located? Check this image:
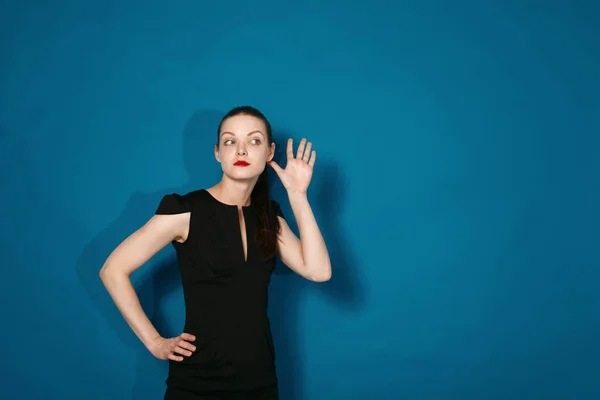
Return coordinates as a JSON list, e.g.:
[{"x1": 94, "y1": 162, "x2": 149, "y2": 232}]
[{"x1": 155, "y1": 188, "x2": 284, "y2": 395}]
